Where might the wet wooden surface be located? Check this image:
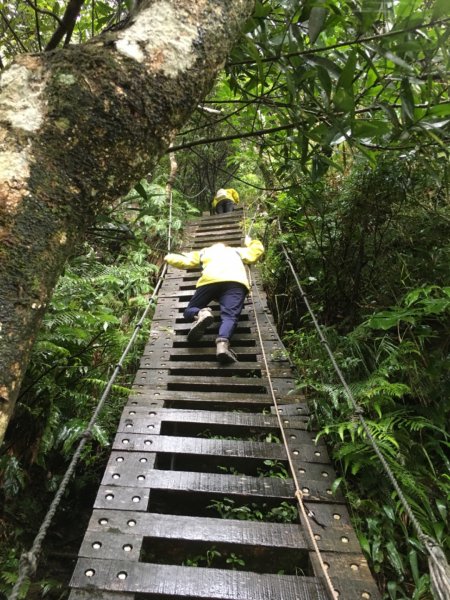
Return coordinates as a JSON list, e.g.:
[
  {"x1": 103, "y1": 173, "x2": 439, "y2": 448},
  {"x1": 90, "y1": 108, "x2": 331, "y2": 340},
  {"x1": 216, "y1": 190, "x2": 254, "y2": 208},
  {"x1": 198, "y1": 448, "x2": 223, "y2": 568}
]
[{"x1": 69, "y1": 210, "x2": 381, "y2": 600}]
